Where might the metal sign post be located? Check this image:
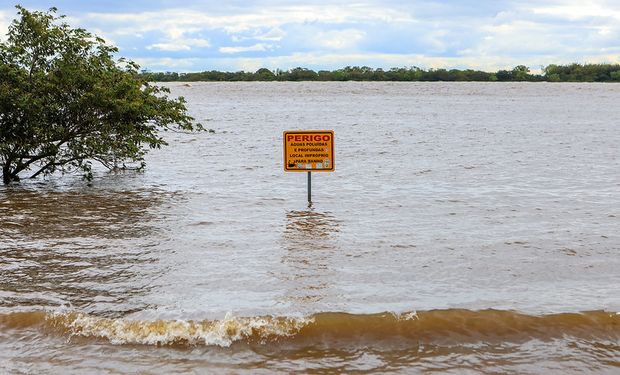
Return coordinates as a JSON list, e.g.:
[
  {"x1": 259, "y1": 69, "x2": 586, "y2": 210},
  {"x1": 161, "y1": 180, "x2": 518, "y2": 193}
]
[
  {"x1": 307, "y1": 171, "x2": 312, "y2": 204},
  {"x1": 283, "y1": 130, "x2": 334, "y2": 204}
]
